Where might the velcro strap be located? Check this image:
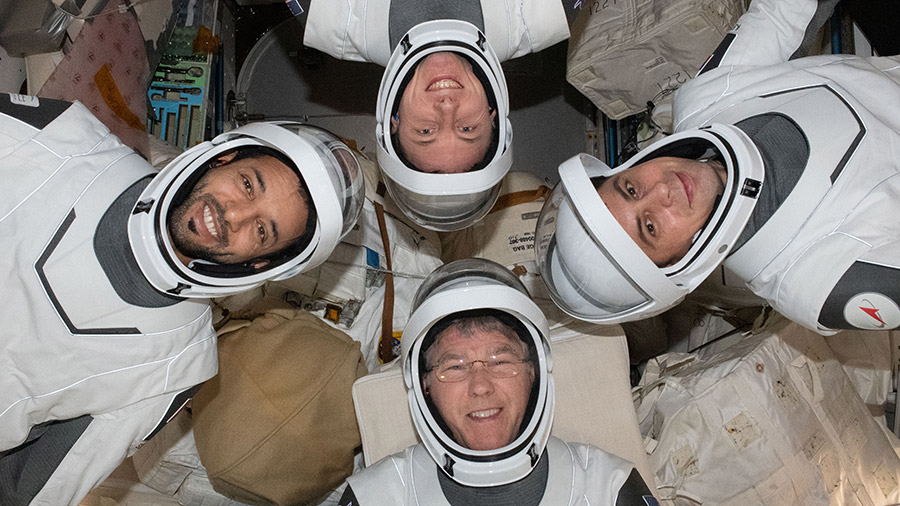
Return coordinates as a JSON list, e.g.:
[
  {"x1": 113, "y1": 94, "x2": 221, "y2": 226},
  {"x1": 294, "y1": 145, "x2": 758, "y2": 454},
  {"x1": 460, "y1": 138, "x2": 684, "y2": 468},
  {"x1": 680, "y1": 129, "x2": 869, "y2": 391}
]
[{"x1": 375, "y1": 182, "x2": 395, "y2": 364}]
